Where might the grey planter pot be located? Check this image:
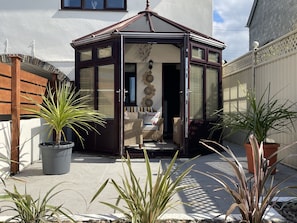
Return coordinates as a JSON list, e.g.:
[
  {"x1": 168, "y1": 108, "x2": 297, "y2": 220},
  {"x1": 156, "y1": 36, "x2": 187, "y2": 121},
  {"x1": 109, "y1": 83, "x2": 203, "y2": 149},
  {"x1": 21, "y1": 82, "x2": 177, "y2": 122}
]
[{"x1": 39, "y1": 142, "x2": 74, "y2": 175}]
